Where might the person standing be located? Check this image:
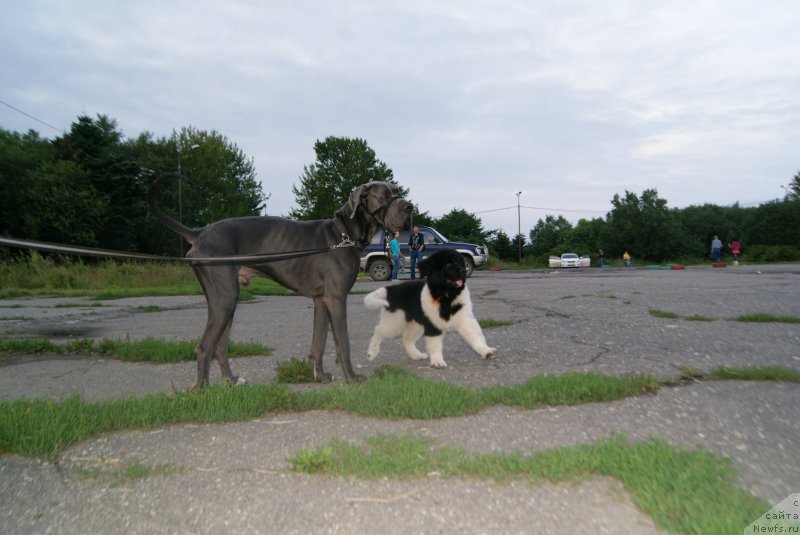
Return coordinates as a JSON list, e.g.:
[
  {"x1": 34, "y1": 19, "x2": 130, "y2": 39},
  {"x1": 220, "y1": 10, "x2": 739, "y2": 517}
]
[
  {"x1": 729, "y1": 239, "x2": 741, "y2": 265},
  {"x1": 710, "y1": 235, "x2": 723, "y2": 262},
  {"x1": 408, "y1": 225, "x2": 425, "y2": 279},
  {"x1": 623, "y1": 251, "x2": 632, "y2": 268},
  {"x1": 598, "y1": 249, "x2": 605, "y2": 268},
  {"x1": 389, "y1": 231, "x2": 401, "y2": 280}
]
